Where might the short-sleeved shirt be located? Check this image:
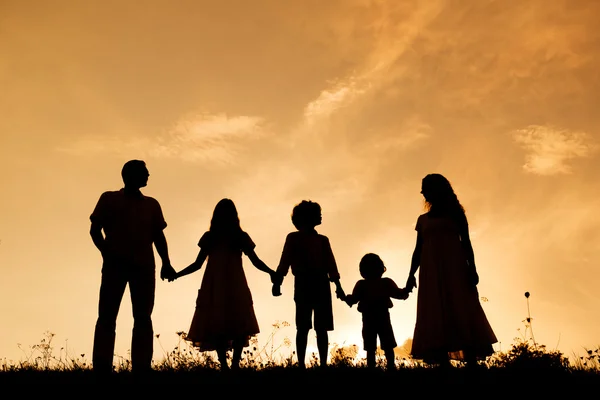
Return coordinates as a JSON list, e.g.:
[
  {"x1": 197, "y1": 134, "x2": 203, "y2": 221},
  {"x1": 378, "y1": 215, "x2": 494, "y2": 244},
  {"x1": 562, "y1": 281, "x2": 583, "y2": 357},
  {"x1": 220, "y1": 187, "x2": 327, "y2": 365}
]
[
  {"x1": 197, "y1": 230, "x2": 255, "y2": 255},
  {"x1": 275, "y1": 230, "x2": 340, "y2": 281},
  {"x1": 90, "y1": 189, "x2": 167, "y2": 268},
  {"x1": 350, "y1": 277, "x2": 401, "y2": 314}
]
